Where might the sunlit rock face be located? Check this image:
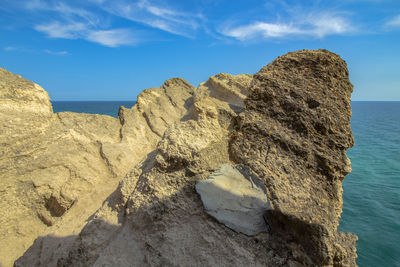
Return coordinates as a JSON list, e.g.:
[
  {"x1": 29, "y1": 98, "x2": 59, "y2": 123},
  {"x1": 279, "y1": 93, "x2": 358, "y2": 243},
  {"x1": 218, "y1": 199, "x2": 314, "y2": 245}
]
[
  {"x1": 0, "y1": 68, "x2": 195, "y2": 266},
  {"x1": 196, "y1": 164, "x2": 271, "y2": 236},
  {"x1": 8, "y1": 50, "x2": 357, "y2": 267}
]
